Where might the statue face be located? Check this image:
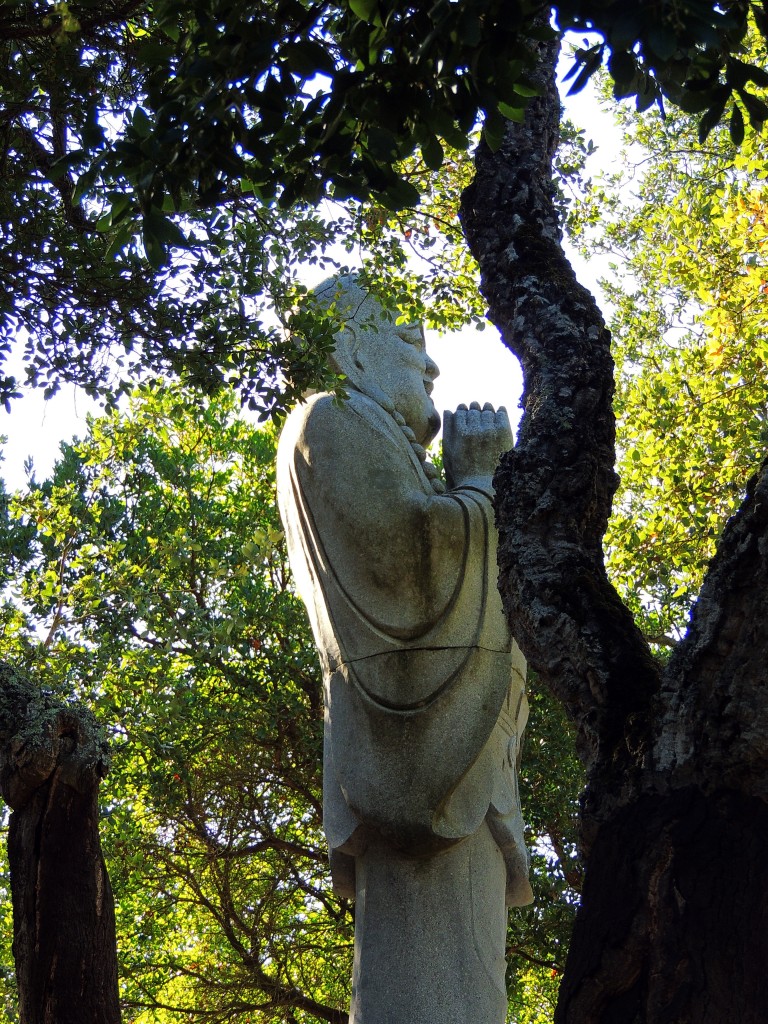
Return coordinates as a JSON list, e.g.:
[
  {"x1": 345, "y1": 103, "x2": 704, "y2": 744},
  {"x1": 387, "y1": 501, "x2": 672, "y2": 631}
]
[{"x1": 358, "y1": 317, "x2": 441, "y2": 447}]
